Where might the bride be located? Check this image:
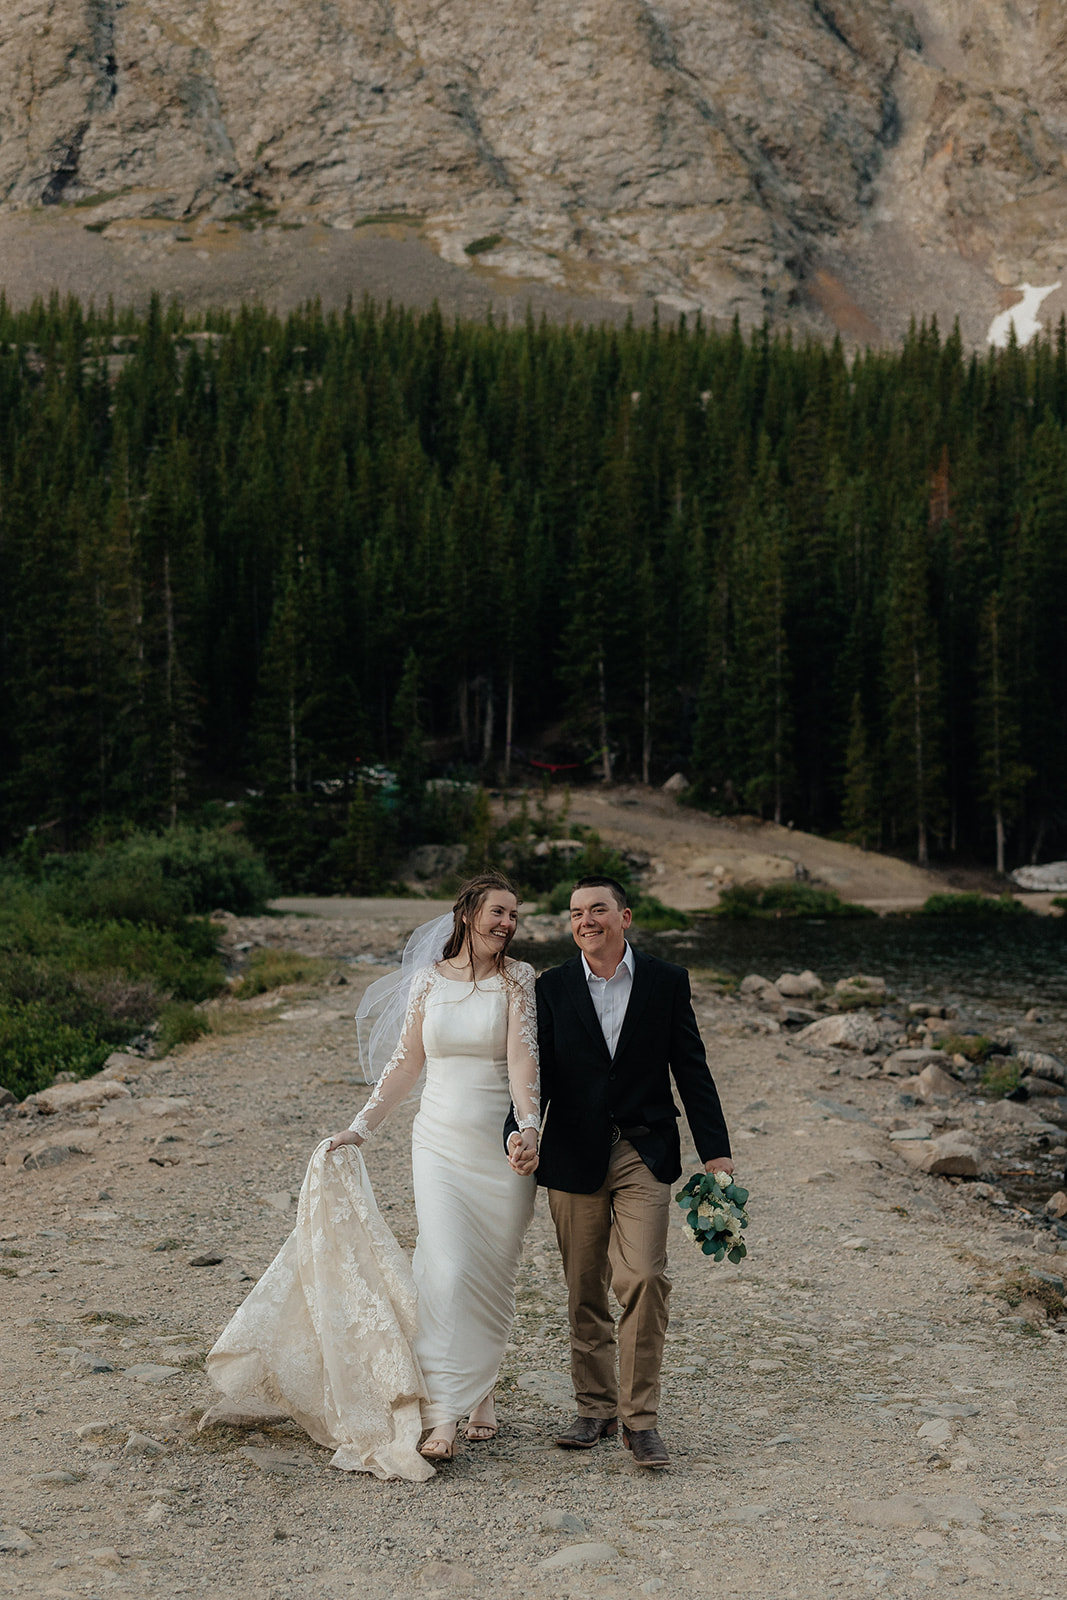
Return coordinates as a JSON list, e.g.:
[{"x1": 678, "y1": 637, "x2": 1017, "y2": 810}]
[{"x1": 204, "y1": 873, "x2": 540, "y2": 1479}]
